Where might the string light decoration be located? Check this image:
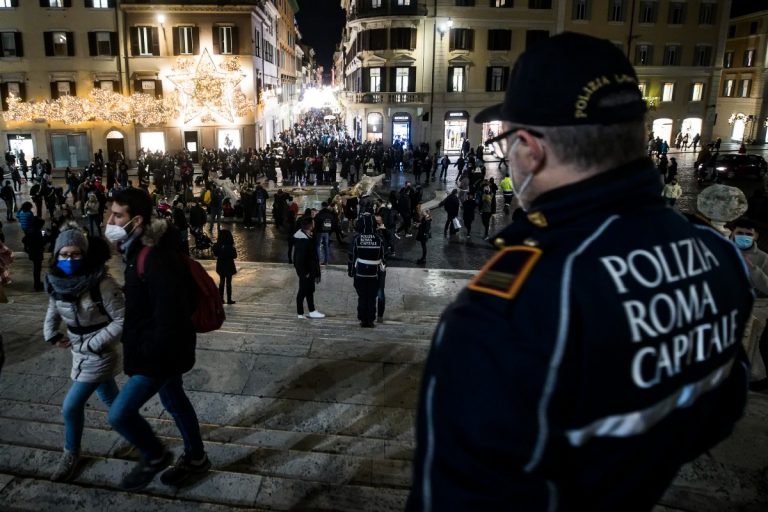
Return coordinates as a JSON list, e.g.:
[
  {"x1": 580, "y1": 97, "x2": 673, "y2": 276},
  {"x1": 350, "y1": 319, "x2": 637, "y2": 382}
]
[
  {"x1": 167, "y1": 48, "x2": 249, "y2": 124},
  {"x1": 2, "y1": 49, "x2": 252, "y2": 126}
]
